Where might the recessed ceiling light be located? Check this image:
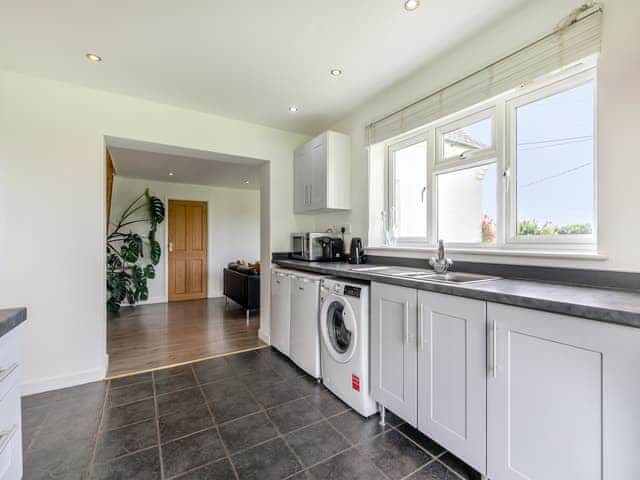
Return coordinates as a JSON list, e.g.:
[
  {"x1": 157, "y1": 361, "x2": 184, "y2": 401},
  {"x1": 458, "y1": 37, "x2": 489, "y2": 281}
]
[
  {"x1": 330, "y1": 68, "x2": 343, "y2": 76},
  {"x1": 244, "y1": 180, "x2": 250, "y2": 184},
  {"x1": 404, "y1": 0, "x2": 420, "y2": 11},
  {"x1": 289, "y1": 106, "x2": 299, "y2": 113},
  {"x1": 168, "y1": 172, "x2": 175, "y2": 176},
  {"x1": 85, "y1": 53, "x2": 102, "y2": 62}
]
